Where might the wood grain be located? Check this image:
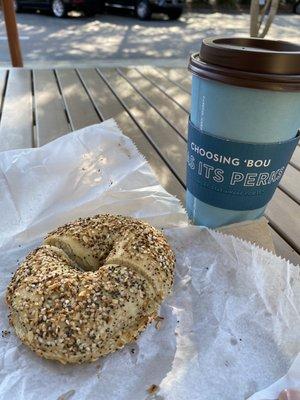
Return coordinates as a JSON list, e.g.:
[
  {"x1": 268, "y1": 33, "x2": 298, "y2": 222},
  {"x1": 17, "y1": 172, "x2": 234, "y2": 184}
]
[
  {"x1": 0, "y1": 69, "x2": 32, "y2": 150},
  {"x1": 120, "y1": 68, "x2": 188, "y2": 140},
  {"x1": 270, "y1": 228, "x2": 300, "y2": 266},
  {"x1": 137, "y1": 66, "x2": 190, "y2": 112},
  {"x1": 55, "y1": 69, "x2": 100, "y2": 130},
  {"x1": 290, "y1": 146, "x2": 300, "y2": 171},
  {"x1": 33, "y1": 69, "x2": 70, "y2": 146},
  {"x1": 266, "y1": 189, "x2": 300, "y2": 253},
  {"x1": 99, "y1": 68, "x2": 187, "y2": 185},
  {"x1": 279, "y1": 164, "x2": 300, "y2": 204},
  {"x1": 157, "y1": 67, "x2": 191, "y2": 93}
]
